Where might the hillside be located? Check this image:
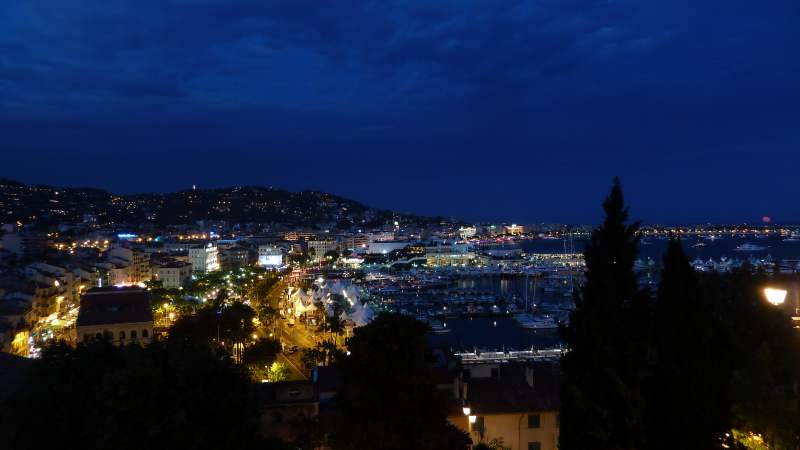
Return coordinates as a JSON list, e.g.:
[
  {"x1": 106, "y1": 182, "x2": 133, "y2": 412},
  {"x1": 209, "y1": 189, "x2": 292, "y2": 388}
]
[{"x1": 0, "y1": 179, "x2": 440, "y2": 228}]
